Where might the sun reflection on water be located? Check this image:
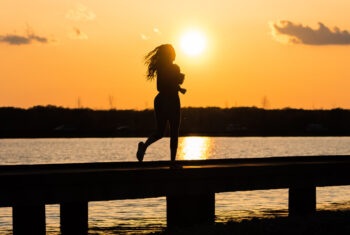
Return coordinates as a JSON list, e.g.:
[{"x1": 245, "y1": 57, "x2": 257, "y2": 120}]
[{"x1": 178, "y1": 137, "x2": 211, "y2": 160}]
